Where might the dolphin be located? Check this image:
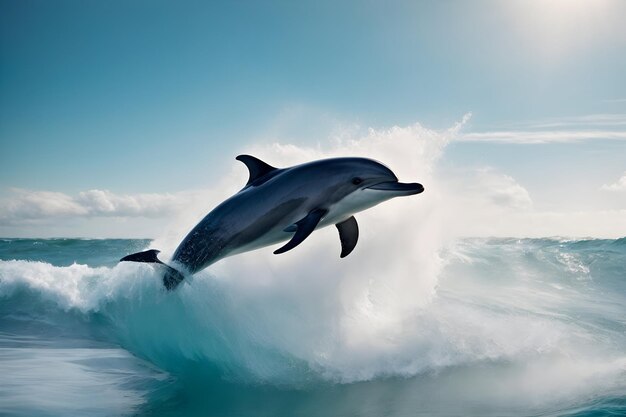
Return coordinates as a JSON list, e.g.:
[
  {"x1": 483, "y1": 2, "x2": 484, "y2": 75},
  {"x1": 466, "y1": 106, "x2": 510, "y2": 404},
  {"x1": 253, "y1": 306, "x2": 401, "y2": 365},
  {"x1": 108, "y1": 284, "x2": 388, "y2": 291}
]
[{"x1": 120, "y1": 155, "x2": 424, "y2": 290}]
